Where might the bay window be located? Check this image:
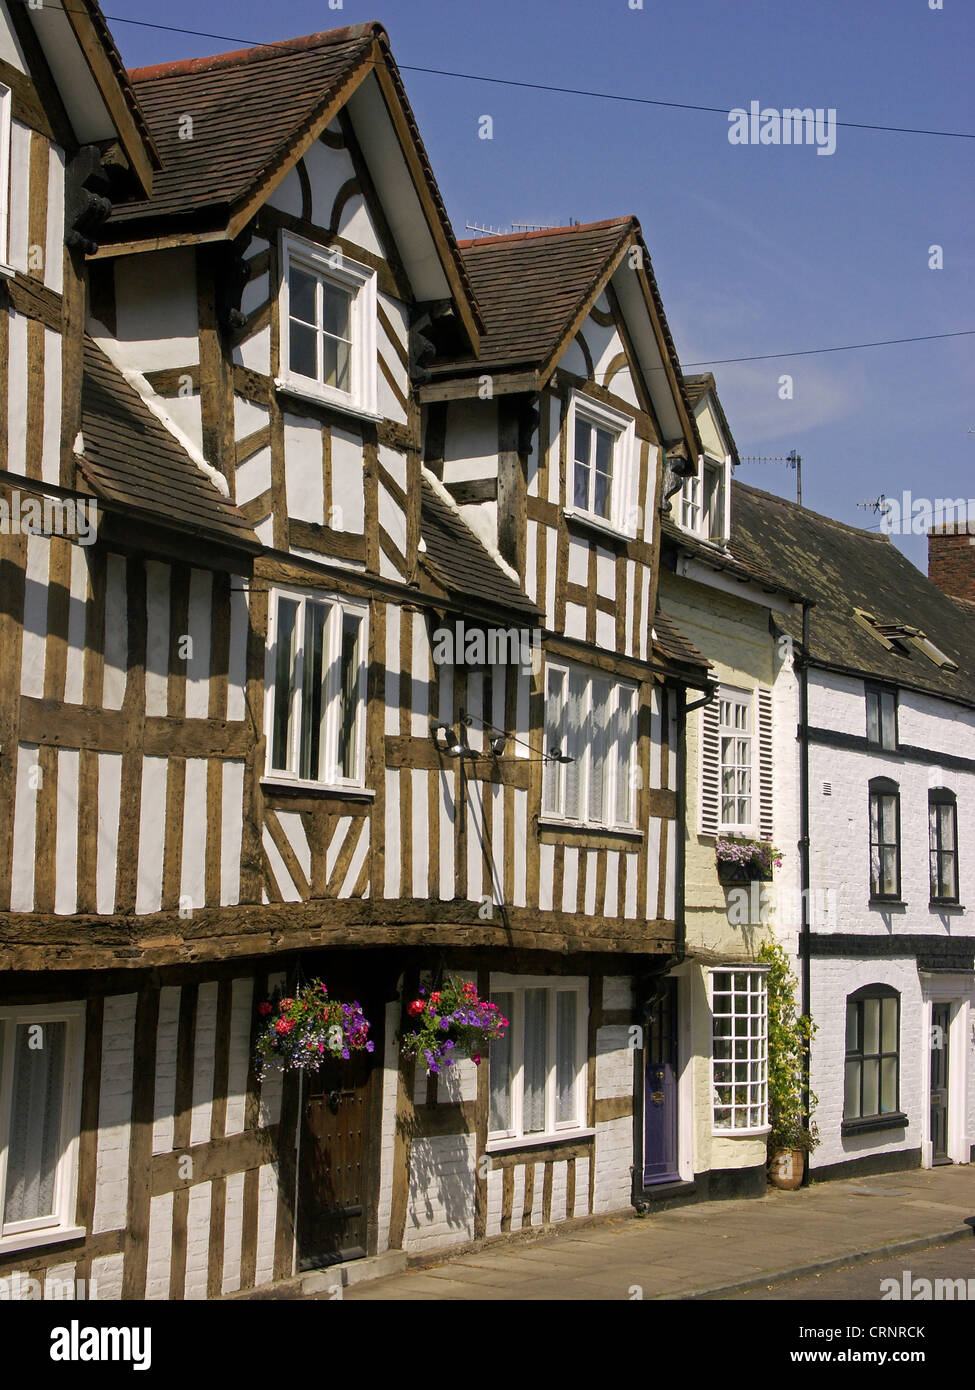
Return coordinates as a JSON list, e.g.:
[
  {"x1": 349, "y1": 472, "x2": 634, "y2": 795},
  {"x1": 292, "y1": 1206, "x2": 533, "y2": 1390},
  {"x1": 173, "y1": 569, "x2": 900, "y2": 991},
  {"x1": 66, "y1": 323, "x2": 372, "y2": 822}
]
[
  {"x1": 265, "y1": 586, "x2": 367, "y2": 789},
  {"x1": 488, "y1": 976, "x2": 588, "y2": 1145},
  {"x1": 711, "y1": 968, "x2": 768, "y2": 1132},
  {"x1": 0, "y1": 1003, "x2": 85, "y2": 1251},
  {"x1": 543, "y1": 662, "x2": 638, "y2": 829}
]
